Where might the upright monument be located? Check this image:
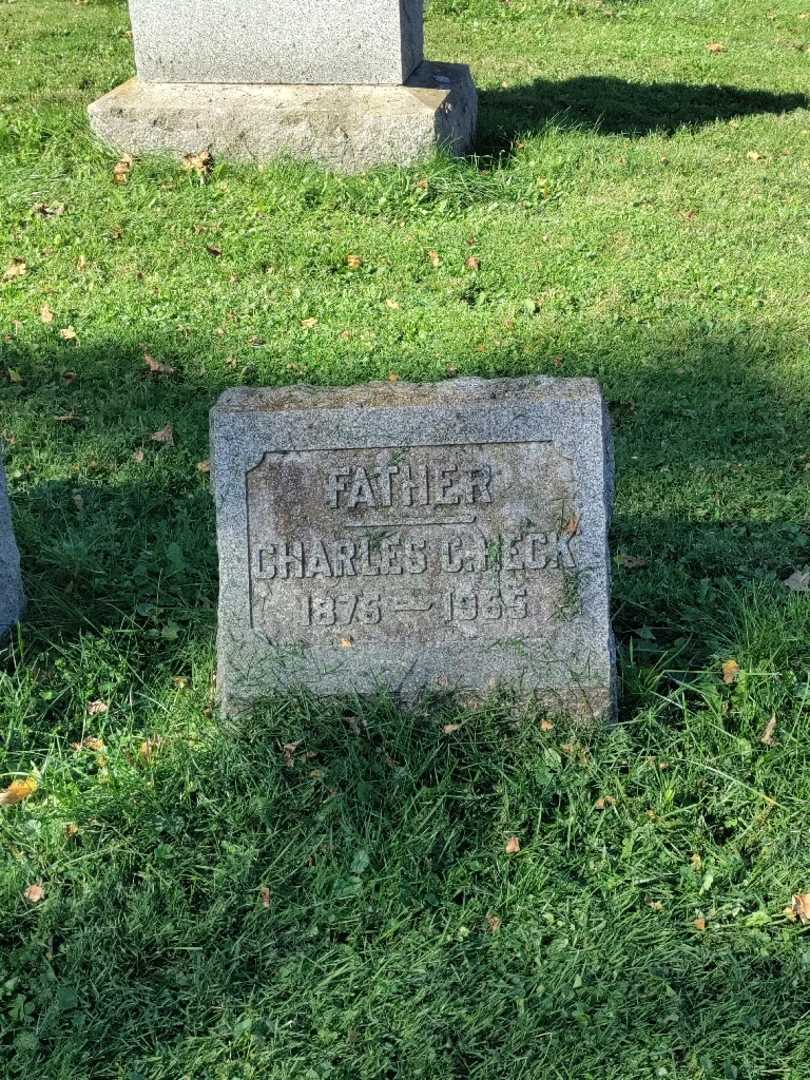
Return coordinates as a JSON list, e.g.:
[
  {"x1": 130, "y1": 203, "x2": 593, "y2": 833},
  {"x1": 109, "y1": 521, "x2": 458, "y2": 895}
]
[
  {"x1": 211, "y1": 378, "x2": 616, "y2": 721},
  {"x1": 0, "y1": 459, "x2": 24, "y2": 640},
  {"x1": 89, "y1": 1, "x2": 477, "y2": 171}
]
